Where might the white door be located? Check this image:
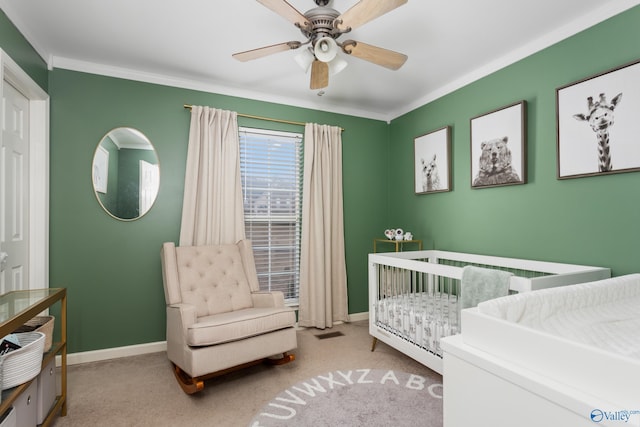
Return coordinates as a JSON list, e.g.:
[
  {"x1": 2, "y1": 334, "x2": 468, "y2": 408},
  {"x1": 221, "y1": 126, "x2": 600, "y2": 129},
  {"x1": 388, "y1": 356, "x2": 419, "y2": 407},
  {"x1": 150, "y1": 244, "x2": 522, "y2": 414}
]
[
  {"x1": 0, "y1": 80, "x2": 30, "y2": 293},
  {"x1": 139, "y1": 160, "x2": 159, "y2": 216}
]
